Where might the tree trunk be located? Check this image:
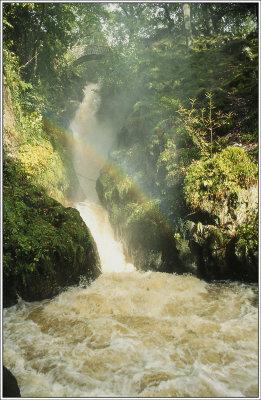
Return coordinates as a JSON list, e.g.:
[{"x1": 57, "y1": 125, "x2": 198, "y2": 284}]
[
  {"x1": 32, "y1": 3, "x2": 45, "y2": 77},
  {"x1": 183, "y1": 3, "x2": 192, "y2": 47},
  {"x1": 204, "y1": 4, "x2": 214, "y2": 36}
]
